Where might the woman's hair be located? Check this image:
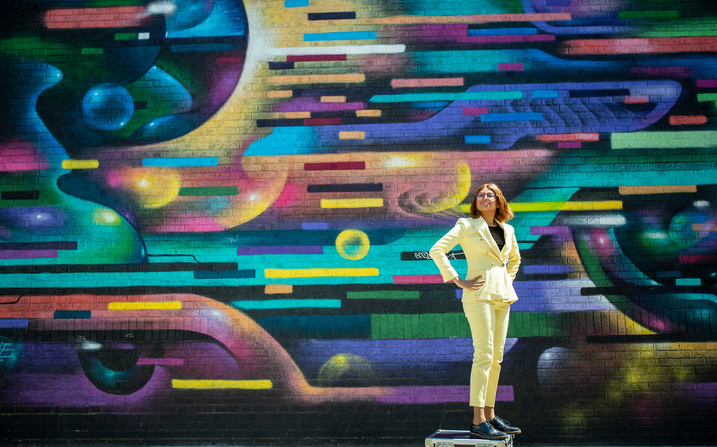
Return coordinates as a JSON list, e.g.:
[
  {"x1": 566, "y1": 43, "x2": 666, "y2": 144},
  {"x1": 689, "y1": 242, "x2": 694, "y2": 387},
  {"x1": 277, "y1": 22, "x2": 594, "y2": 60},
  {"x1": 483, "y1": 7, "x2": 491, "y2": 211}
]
[{"x1": 469, "y1": 183, "x2": 514, "y2": 222}]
